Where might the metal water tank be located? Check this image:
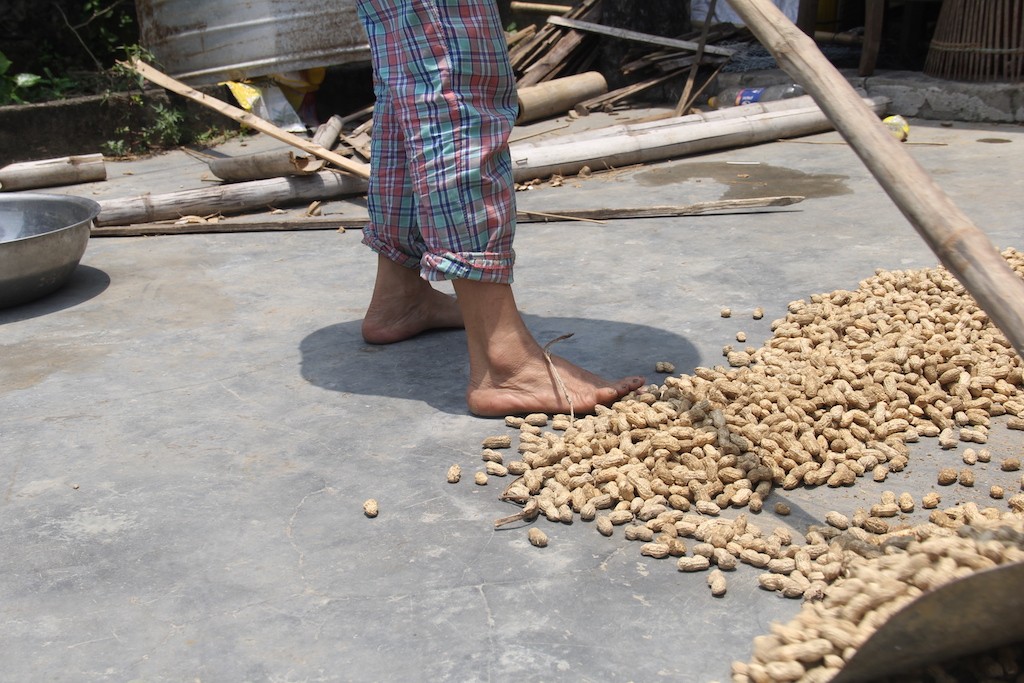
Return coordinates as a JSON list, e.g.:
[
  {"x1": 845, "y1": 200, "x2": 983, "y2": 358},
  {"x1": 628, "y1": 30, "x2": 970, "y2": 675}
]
[{"x1": 136, "y1": 0, "x2": 371, "y2": 84}]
